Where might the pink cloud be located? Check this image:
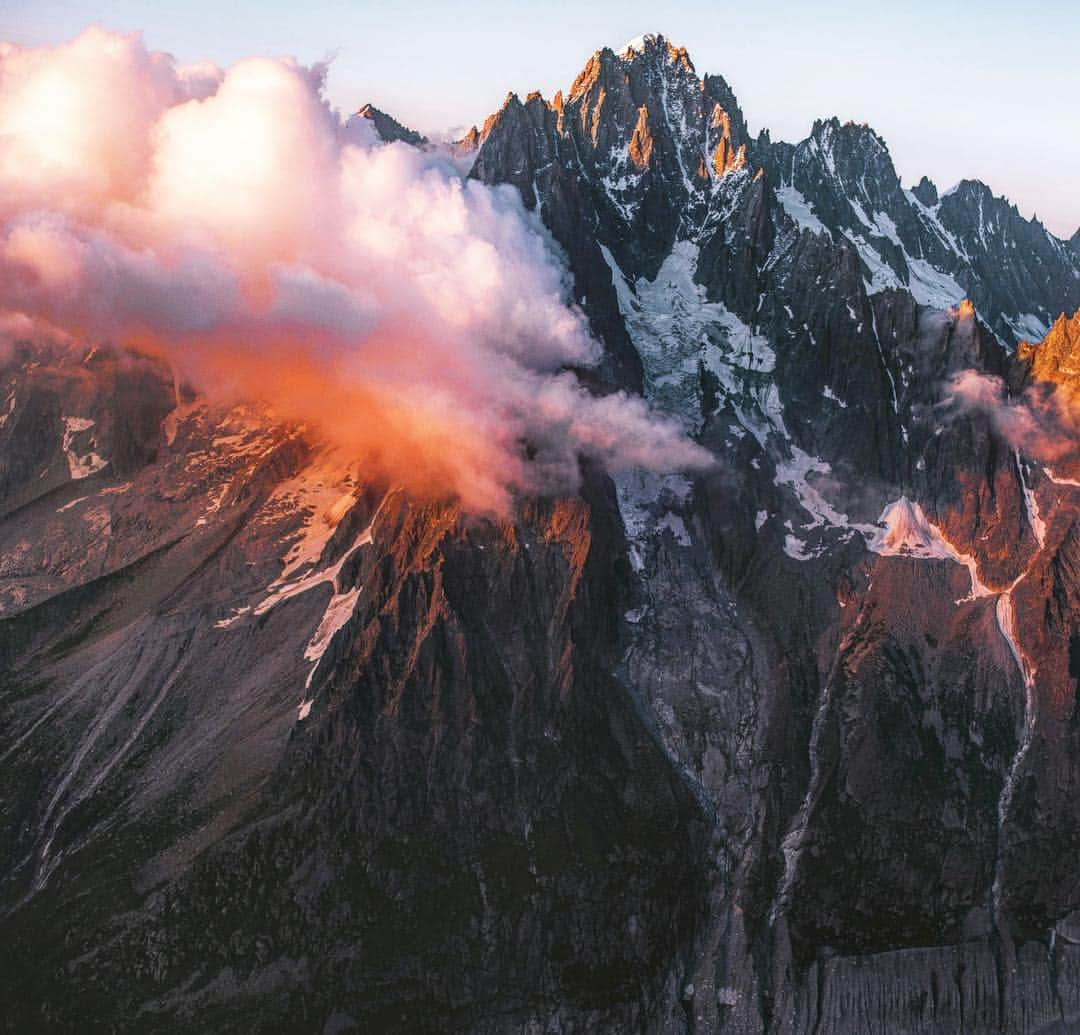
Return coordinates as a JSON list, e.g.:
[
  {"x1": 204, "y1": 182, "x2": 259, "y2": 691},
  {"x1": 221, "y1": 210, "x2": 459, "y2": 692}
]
[
  {"x1": 948, "y1": 369, "x2": 1080, "y2": 465},
  {"x1": 0, "y1": 27, "x2": 710, "y2": 514}
]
